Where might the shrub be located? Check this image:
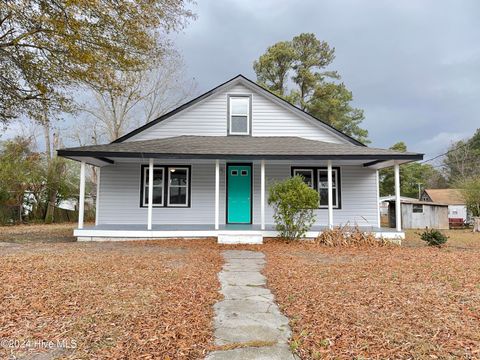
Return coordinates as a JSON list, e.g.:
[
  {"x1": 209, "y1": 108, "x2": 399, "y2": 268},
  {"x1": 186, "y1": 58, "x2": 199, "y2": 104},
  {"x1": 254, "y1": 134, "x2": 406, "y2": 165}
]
[
  {"x1": 419, "y1": 228, "x2": 448, "y2": 247},
  {"x1": 268, "y1": 176, "x2": 319, "y2": 241},
  {"x1": 316, "y1": 224, "x2": 392, "y2": 247}
]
